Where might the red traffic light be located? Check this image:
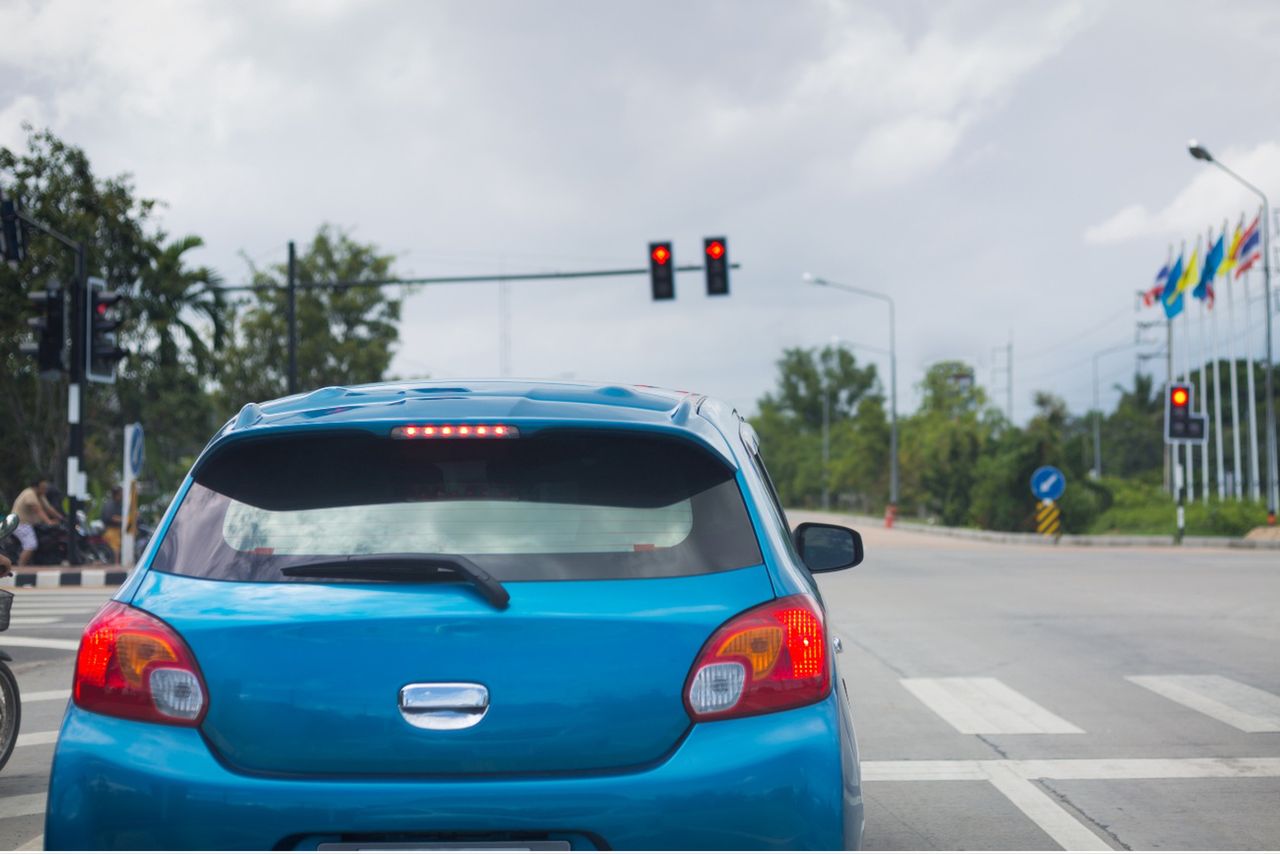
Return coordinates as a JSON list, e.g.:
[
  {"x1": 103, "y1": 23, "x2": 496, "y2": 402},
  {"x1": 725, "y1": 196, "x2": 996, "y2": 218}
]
[
  {"x1": 1171, "y1": 387, "x2": 1189, "y2": 408},
  {"x1": 651, "y1": 245, "x2": 671, "y2": 265},
  {"x1": 705, "y1": 240, "x2": 725, "y2": 260}
]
